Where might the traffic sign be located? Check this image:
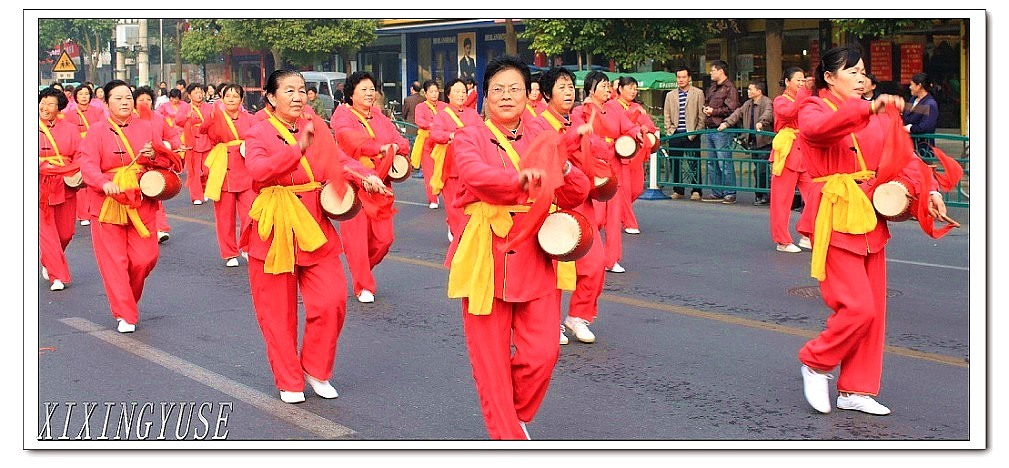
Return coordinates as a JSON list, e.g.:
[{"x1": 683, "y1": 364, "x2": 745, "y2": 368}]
[
  {"x1": 52, "y1": 51, "x2": 77, "y2": 73},
  {"x1": 54, "y1": 72, "x2": 75, "y2": 80}
]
